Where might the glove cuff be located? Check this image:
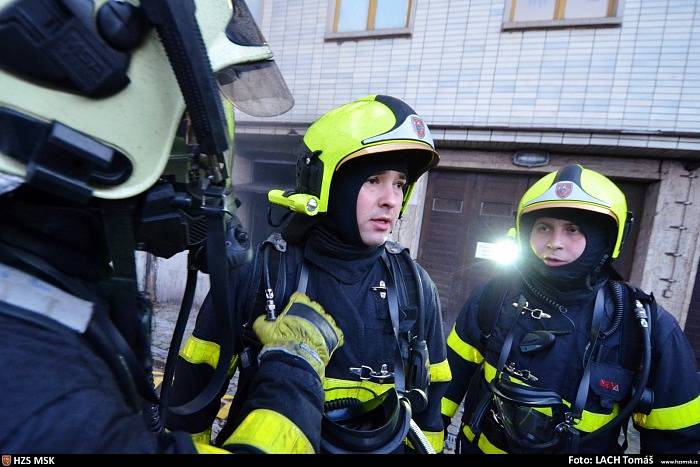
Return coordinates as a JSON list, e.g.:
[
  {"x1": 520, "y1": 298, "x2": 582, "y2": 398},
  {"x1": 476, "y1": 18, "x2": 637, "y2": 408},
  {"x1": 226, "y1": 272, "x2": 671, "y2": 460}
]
[{"x1": 259, "y1": 344, "x2": 325, "y2": 377}]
